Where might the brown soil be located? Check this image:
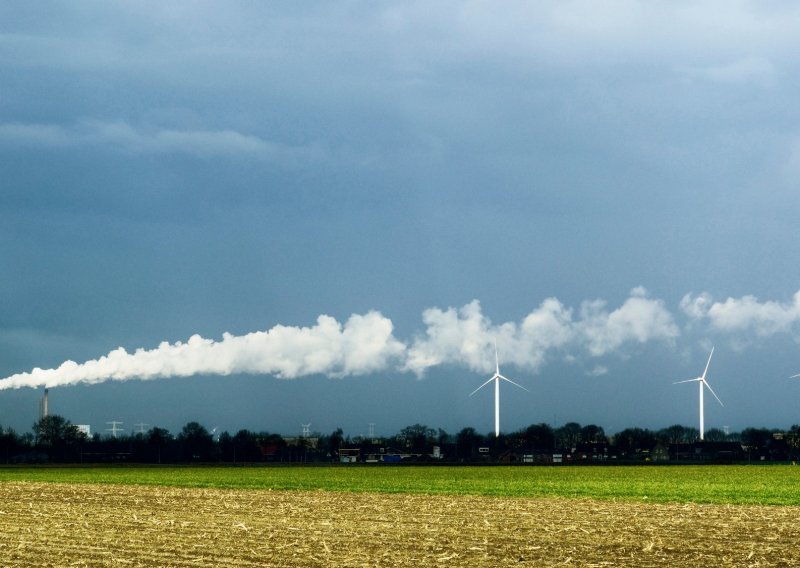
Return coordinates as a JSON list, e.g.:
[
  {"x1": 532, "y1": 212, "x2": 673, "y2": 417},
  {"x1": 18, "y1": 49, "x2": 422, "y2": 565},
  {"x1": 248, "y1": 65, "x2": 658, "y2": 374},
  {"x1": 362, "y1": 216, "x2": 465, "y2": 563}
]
[{"x1": 0, "y1": 482, "x2": 798, "y2": 567}]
